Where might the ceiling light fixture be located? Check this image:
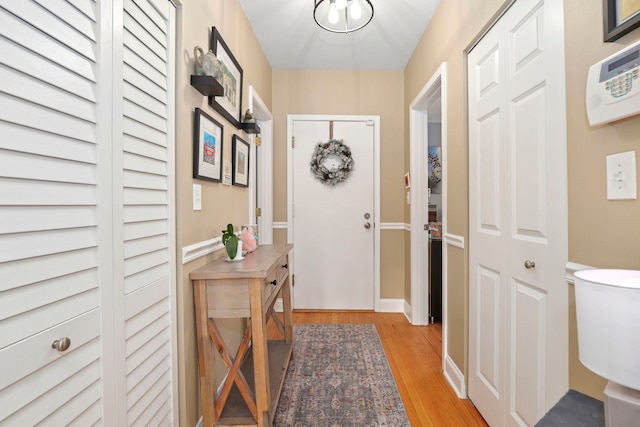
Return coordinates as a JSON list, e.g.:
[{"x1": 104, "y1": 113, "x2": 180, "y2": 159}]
[{"x1": 314, "y1": 0, "x2": 374, "y2": 34}]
